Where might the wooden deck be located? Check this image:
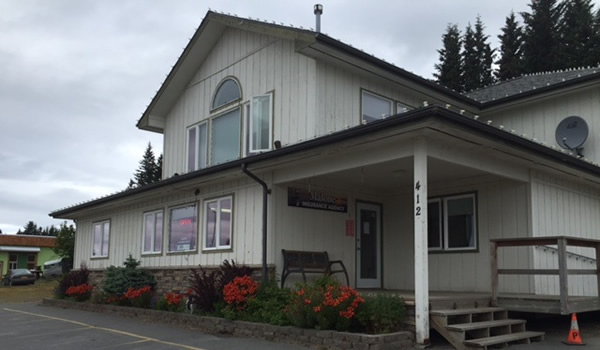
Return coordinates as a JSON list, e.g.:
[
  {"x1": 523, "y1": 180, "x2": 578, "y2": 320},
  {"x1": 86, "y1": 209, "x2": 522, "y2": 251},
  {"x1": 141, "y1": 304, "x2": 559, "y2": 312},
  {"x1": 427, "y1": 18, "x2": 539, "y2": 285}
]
[{"x1": 360, "y1": 289, "x2": 600, "y2": 315}]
